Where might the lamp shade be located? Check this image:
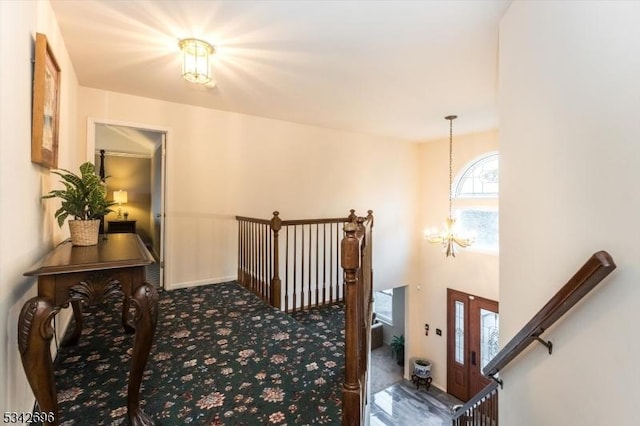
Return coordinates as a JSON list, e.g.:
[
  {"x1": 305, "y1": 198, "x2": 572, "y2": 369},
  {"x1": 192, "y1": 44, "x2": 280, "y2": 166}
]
[
  {"x1": 113, "y1": 190, "x2": 128, "y2": 205},
  {"x1": 179, "y1": 38, "x2": 214, "y2": 84}
]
